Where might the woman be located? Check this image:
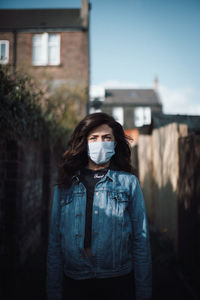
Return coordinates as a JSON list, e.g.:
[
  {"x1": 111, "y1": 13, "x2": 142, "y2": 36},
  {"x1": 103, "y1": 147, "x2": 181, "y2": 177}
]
[{"x1": 46, "y1": 113, "x2": 152, "y2": 300}]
